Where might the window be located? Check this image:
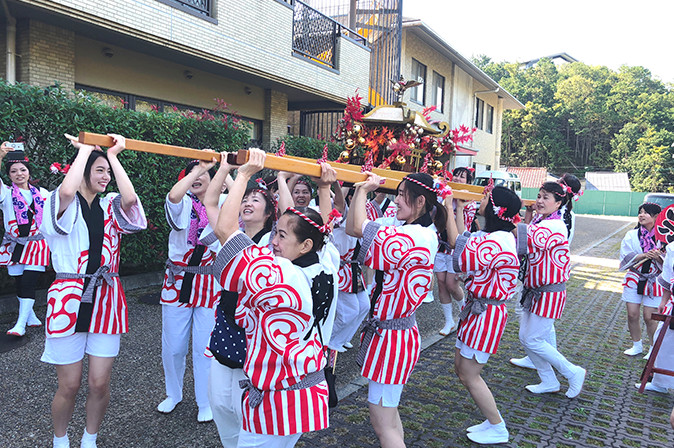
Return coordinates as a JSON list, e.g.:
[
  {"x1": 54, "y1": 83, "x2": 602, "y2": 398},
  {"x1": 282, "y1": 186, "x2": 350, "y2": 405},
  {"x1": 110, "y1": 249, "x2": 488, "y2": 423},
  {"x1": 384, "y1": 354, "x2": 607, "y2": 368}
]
[
  {"x1": 432, "y1": 71, "x2": 445, "y2": 112},
  {"x1": 474, "y1": 97, "x2": 484, "y2": 130},
  {"x1": 76, "y1": 84, "x2": 263, "y2": 142},
  {"x1": 486, "y1": 104, "x2": 494, "y2": 133},
  {"x1": 410, "y1": 58, "x2": 426, "y2": 104}
]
